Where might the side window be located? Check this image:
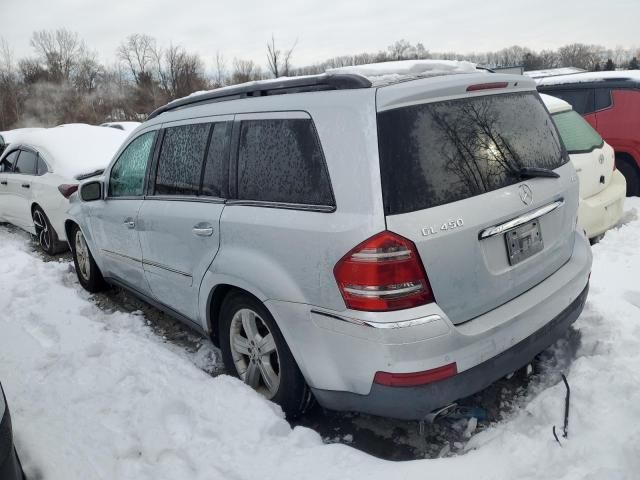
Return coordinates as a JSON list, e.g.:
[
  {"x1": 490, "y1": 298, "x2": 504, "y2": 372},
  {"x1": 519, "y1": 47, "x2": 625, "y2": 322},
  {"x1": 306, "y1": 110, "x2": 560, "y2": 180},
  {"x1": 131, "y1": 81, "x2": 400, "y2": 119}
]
[
  {"x1": 37, "y1": 157, "x2": 49, "y2": 175},
  {"x1": 0, "y1": 150, "x2": 19, "y2": 173},
  {"x1": 154, "y1": 123, "x2": 211, "y2": 196},
  {"x1": 202, "y1": 122, "x2": 230, "y2": 198},
  {"x1": 236, "y1": 118, "x2": 334, "y2": 206},
  {"x1": 14, "y1": 150, "x2": 38, "y2": 175},
  {"x1": 109, "y1": 131, "x2": 156, "y2": 197},
  {"x1": 551, "y1": 89, "x2": 595, "y2": 115},
  {"x1": 595, "y1": 89, "x2": 613, "y2": 111}
]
